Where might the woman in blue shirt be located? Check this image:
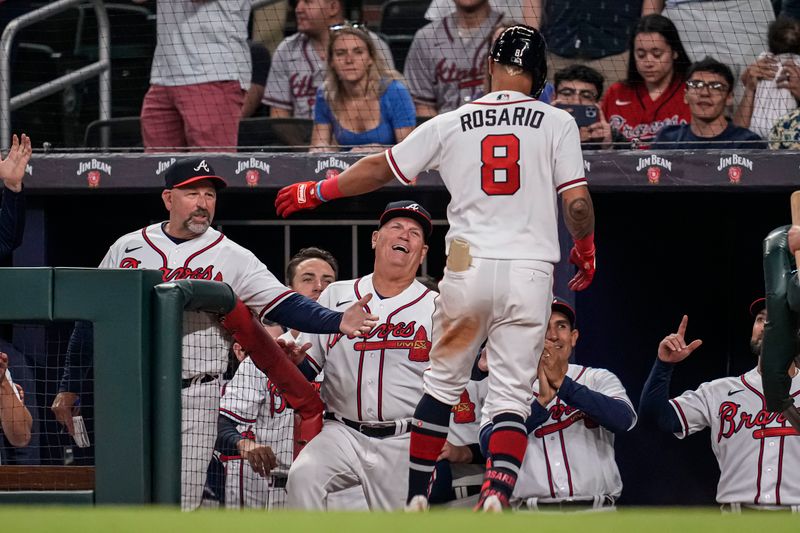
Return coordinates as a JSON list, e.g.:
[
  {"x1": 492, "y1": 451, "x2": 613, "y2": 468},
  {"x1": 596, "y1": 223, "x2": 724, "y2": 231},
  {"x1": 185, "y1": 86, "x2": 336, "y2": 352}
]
[{"x1": 311, "y1": 24, "x2": 416, "y2": 152}]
